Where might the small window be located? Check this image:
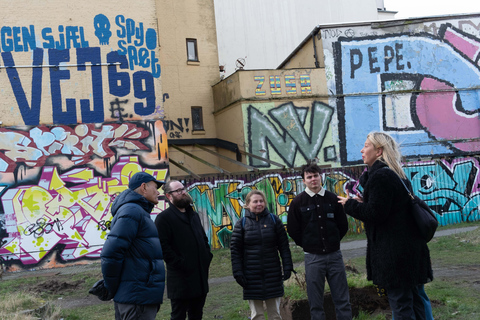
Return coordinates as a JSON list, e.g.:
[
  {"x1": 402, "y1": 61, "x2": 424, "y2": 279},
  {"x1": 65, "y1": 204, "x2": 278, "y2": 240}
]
[
  {"x1": 191, "y1": 107, "x2": 204, "y2": 131},
  {"x1": 186, "y1": 39, "x2": 199, "y2": 61}
]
